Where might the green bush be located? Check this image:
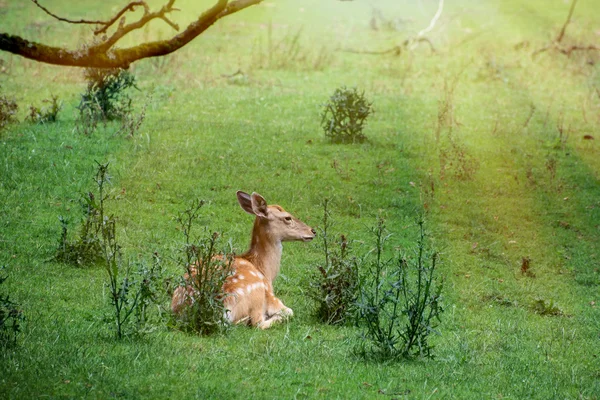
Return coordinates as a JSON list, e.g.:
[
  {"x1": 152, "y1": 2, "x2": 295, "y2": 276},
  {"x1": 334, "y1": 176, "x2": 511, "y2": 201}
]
[
  {"x1": 77, "y1": 68, "x2": 137, "y2": 128},
  {"x1": 27, "y1": 94, "x2": 62, "y2": 124},
  {"x1": 321, "y1": 86, "x2": 373, "y2": 143},
  {"x1": 173, "y1": 200, "x2": 233, "y2": 336},
  {"x1": 0, "y1": 266, "x2": 24, "y2": 347},
  {"x1": 355, "y1": 218, "x2": 444, "y2": 360},
  {"x1": 310, "y1": 199, "x2": 360, "y2": 325},
  {"x1": 0, "y1": 89, "x2": 18, "y2": 131}
]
